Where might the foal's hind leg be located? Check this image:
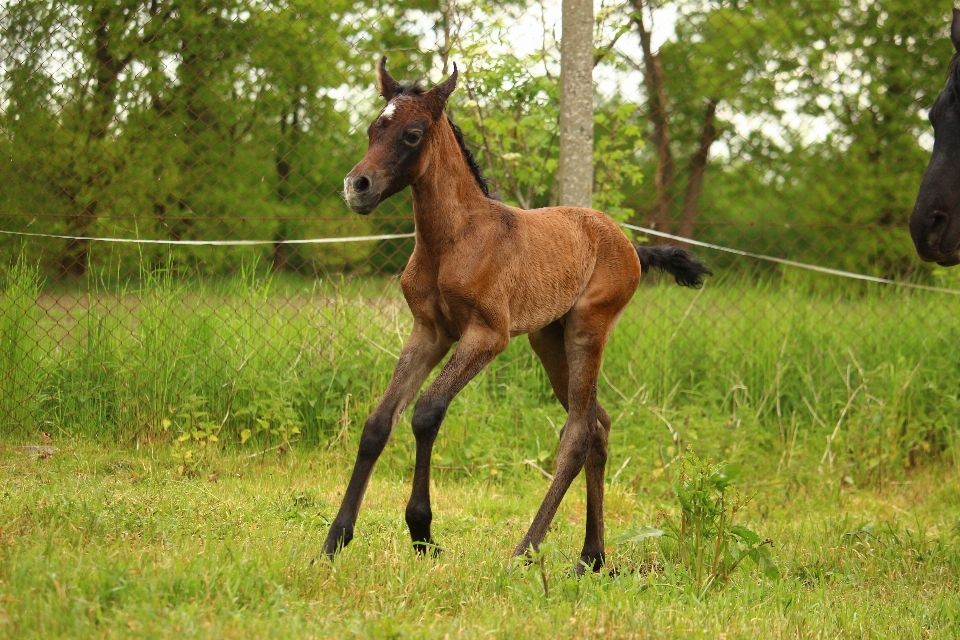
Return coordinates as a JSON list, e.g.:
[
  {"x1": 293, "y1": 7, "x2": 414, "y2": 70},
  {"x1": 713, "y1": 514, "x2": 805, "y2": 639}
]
[
  {"x1": 405, "y1": 323, "x2": 508, "y2": 554},
  {"x1": 322, "y1": 323, "x2": 451, "y2": 558},
  {"x1": 580, "y1": 413, "x2": 612, "y2": 574},
  {"x1": 514, "y1": 309, "x2": 615, "y2": 562},
  {"x1": 529, "y1": 322, "x2": 613, "y2": 574}
]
